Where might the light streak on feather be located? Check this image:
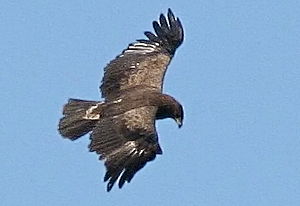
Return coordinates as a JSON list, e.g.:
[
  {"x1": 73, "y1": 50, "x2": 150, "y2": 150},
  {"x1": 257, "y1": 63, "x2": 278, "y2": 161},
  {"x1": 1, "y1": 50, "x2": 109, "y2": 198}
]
[
  {"x1": 124, "y1": 42, "x2": 158, "y2": 54},
  {"x1": 82, "y1": 103, "x2": 103, "y2": 120}
]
